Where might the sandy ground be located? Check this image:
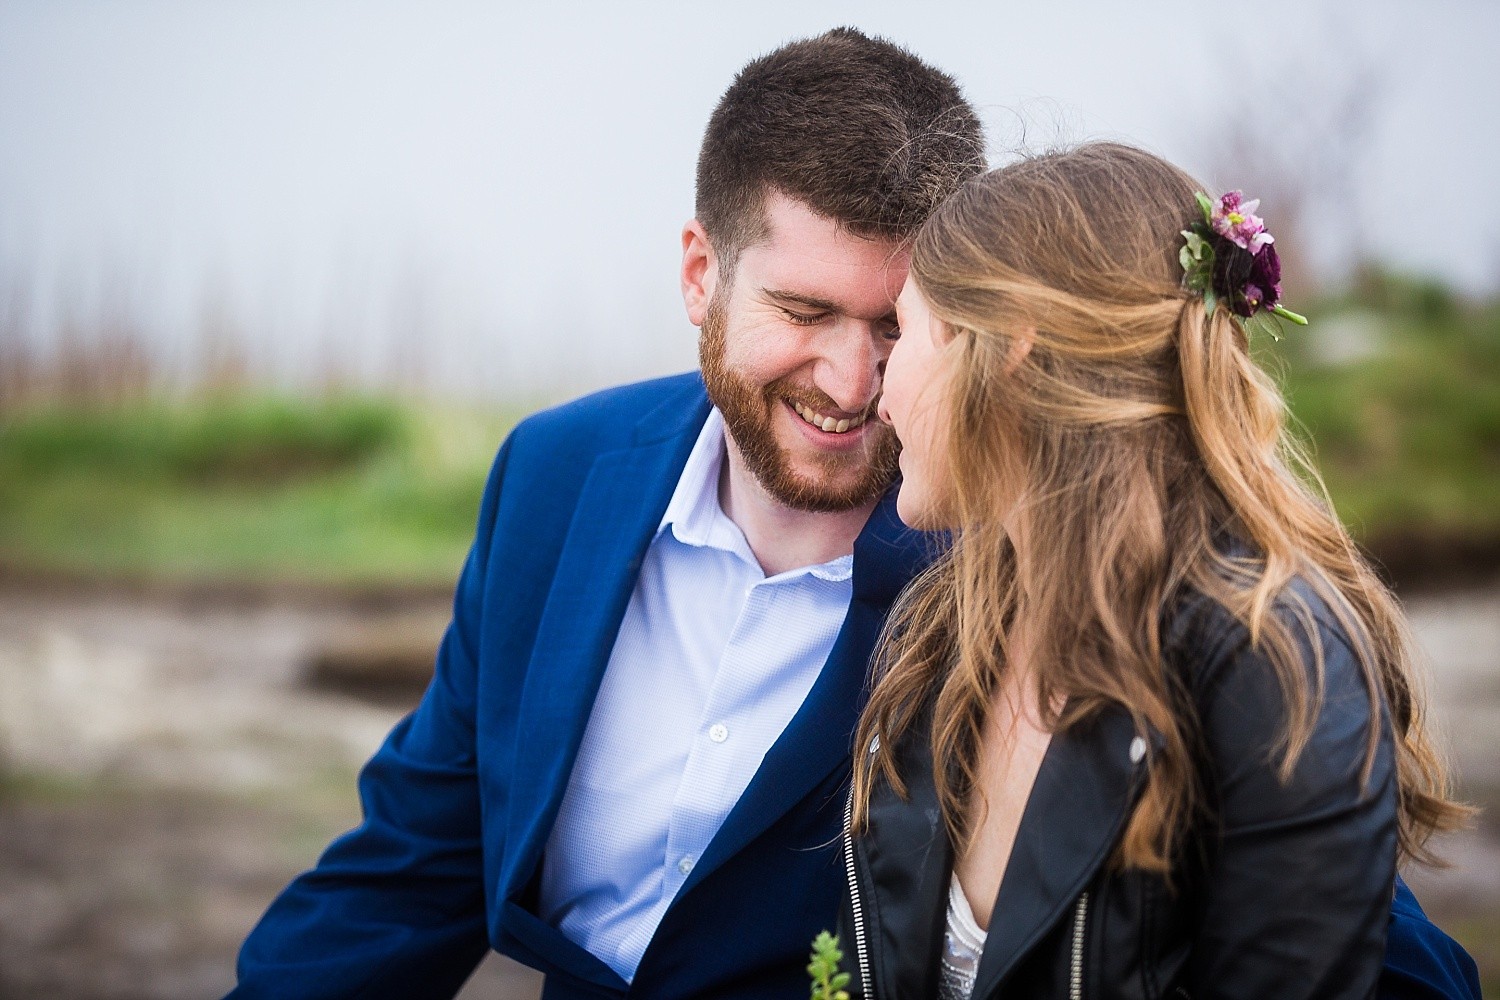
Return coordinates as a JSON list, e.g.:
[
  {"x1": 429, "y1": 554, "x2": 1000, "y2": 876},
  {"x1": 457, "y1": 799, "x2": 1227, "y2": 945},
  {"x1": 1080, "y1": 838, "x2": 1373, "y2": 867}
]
[
  {"x1": 0, "y1": 580, "x2": 1495, "y2": 998},
  {"x1": 0, "y1": 588, "x2": 537, "y2": 1000}
]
